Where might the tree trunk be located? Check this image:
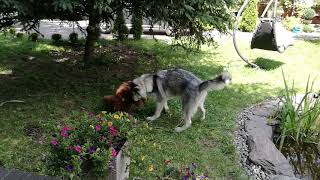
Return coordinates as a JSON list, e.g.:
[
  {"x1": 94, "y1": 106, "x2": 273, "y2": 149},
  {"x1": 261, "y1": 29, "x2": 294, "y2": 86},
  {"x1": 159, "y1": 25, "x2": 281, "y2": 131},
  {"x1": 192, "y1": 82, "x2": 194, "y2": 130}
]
[{"x1": 83, "y1": 0, "x2": 100, "y2": 66}]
